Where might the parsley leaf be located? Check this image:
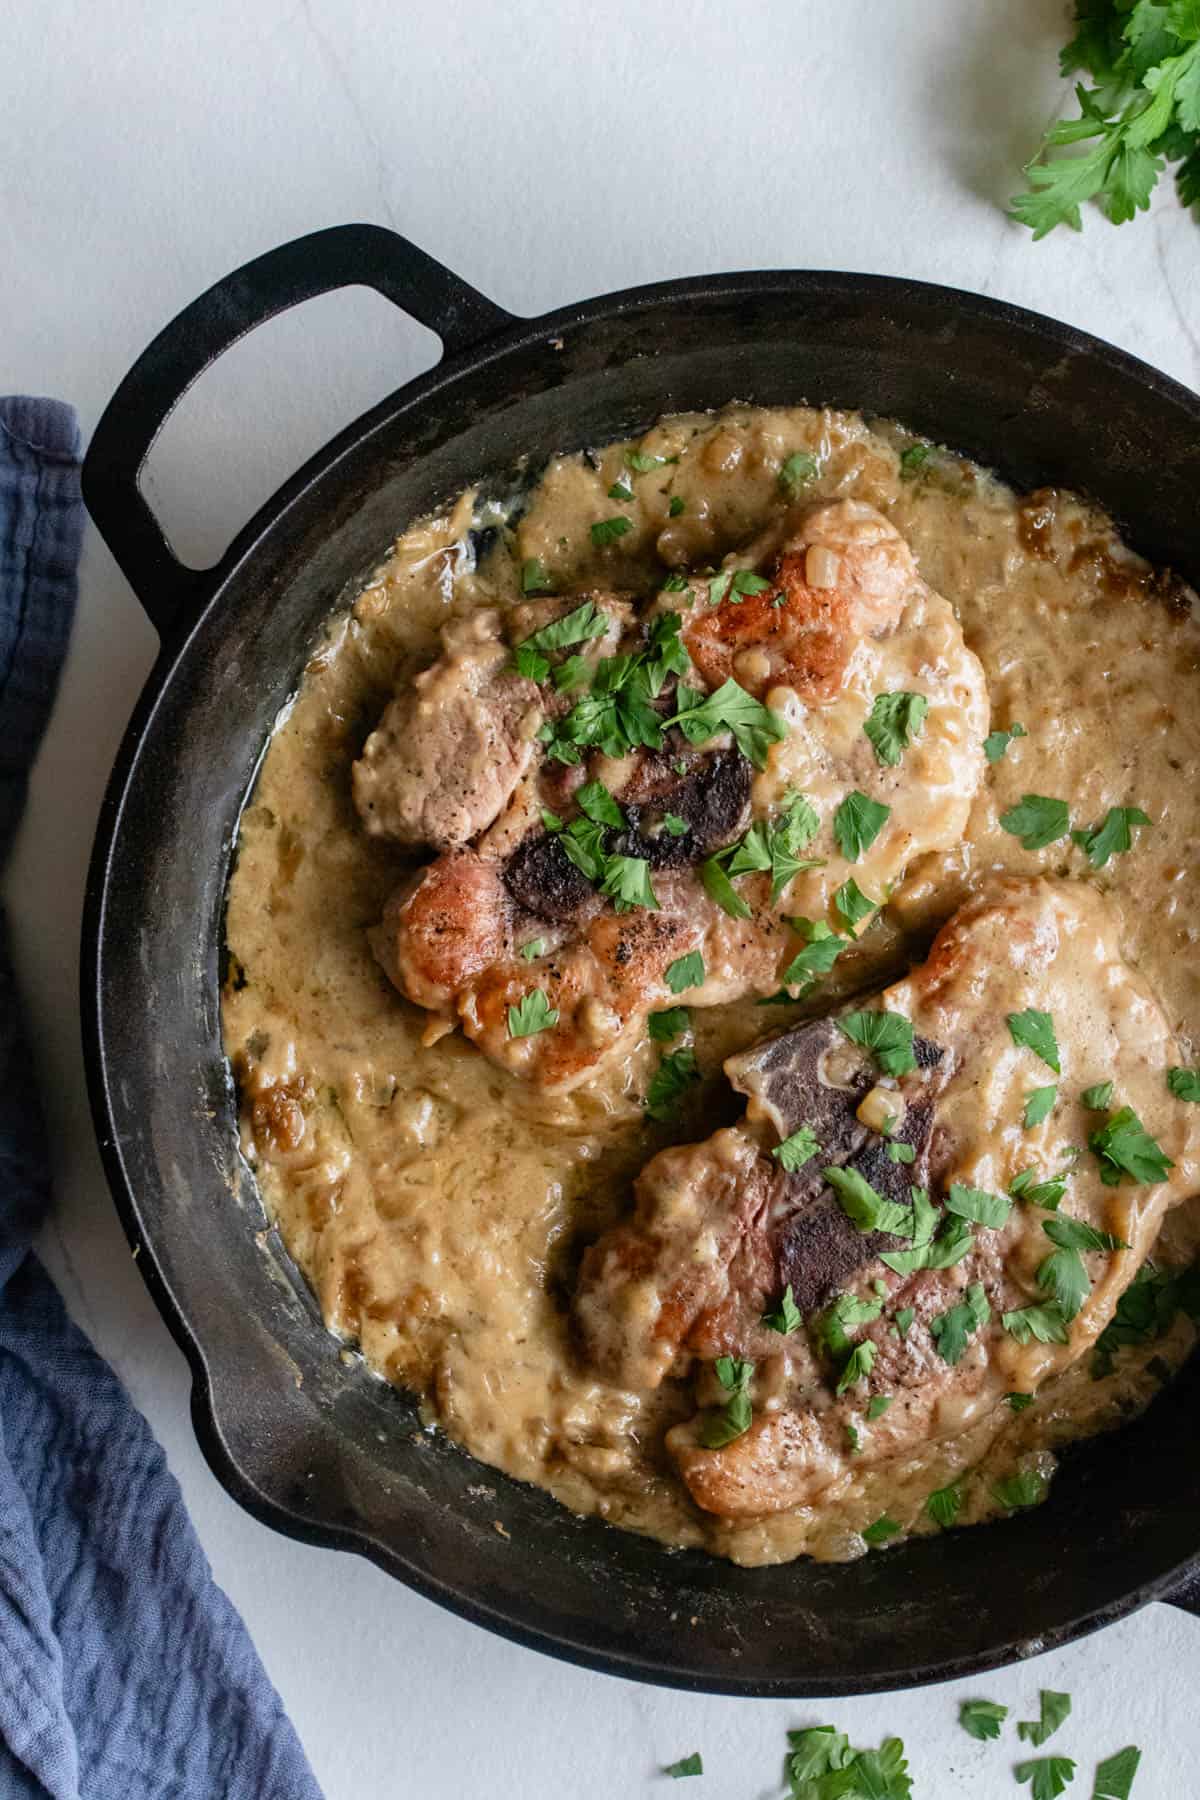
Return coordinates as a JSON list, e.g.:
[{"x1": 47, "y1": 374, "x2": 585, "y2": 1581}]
[
  {"x1": 999, "y1": 794, "x2": 1072, "y2": 851},
  {"x1": 668, "y1": 676, "x2": 789, "y2": 769},
  {"x1": 762, "y1": 1283, "x2": 802, "y2": 1334},
  {"x1": 576, "y1": 779, "x2": 626, "y2": 828},
  {"x1": 959, "y1": 1699, "x2": 1008, "y2": 1741},
  {"x1": 834, "y1": 876, "x2": 877, "y2": 930},
  {"x1": 1072, "y1": 806, "x2": 1151, "y2": 868},
  {"x1": 1037, "y1": 1243, "x2": 1091, "y2": 1321},
  {"x1": 864, "y1": 691, "x2": 929, "y2": 766},
  {"x1": 663, "y1": 1751, "x2": 702, "y2": 1779},
  {"x1": 1082, "y1": 1080, "x2": 1115, "y2": 1110},
  {"x1": 507, "y1": 989, "x2": 559, "y2": 1038},
  {"x1": 895, "y1": 1306, "x2": 915, "y2": 1336},
  {"x1": 881, "y1": 1192, "x2": 974, "y2": 1276},
  {"x1": 1025, "y1": 1085, "x2": 1059, "y2": 1128},
  {"x1": 838, "y1": 1009, "x2": 918, "y2": 1077},
  {"x1": 519, "y1": 938, "x2": 546, "y2": 962},
  {"x1": 701, "y1": 855, "x2": 752, "y2": 919},
  {"x1": 709, "y1": 567, "x2": 773, "y2": 606},
  {"x1": 995, "y1": 1469, "x2": 1048, "y2": 1511},
  {"x1": 590, "y1": 515, "x2": 633, "y2": 546},
  {"x1": 781, "y1": 918, "x2": 848, "y2": 989},
  {"x1": 1018, "y1": 1691, "x2": 1072, "y2": 1749},
  {"x1": 607, "y1": 478, "x2": 633, "y2": 502},
  {"x1": 516, "y1": 598, "x2": 607, "y2": 660},
  {"x1": 1044, "y1": 1215, "x2": 1127, "y2": 1254},
  {"x1": 836, "y1": 1339, "x2": 877, "y2": 1394},
  {"x1": 663, "y1": 812, "x2": 688, "y2": 837},
  {"x1": 520, "y1": 557, "x2": 554, "y2": 595},
  {"x1": 779, "y1": 450, "x2": 819, "y2": 494},
  {"x1": 648, "y1": 1007, "x2": 689, "y2": 1041},
  {"x1": 887, "y1": 1140, "x2": 916, "y2": 1164},
  {"x1": 862, "y1": 1514, "x2": 902, "y2": 1546},
  {"x1": 930, "y1": 1283, "x2": 990, "y2": 1365},
  {"x1": 825, "y1": 1165, "x2": 915, "y2": 1236},
  {"x1": 786, "y1": 1727, "x2": 853, "y2": 1783},
  {"x1": 833, "y1": 789, "x2": 892, "y2": 861},
  {"x1": 540, "y1": 807, "x2": 564, "y2": 831},
  {"x1": 822, "y1": 1292, "x2": 884, "y2": 1355},
  {"x1": 1015, "y1": 1758, "x2": 1076, "y2": 1800},
  {"x1": 645, "y1": 1046, "x2": 700, "y2": 1121},
  {"x1": 559, "y1": 816, "x2": 608, "y2": 881},
  {"x1": 899, "y1": 442, "x2": 933, "y2": 478},
  {"x1": 984, "y1": 721, "x2": 1028, "y2": 762},
  {"x1": 1003, "y1": 1302, "x2": 1071, "y2": 1345},
  {"x1": 927, "y1": 1481, "x2": 964, "y2": 1528},
  {"x1": 1010, "y1": 1168, "x2": 1069, "y2": 1209},
  {"x1": 866, "y1": 1394, "x2": 892, "y2": 1420},
  {"x1": 1008, "y1": 1390, "x2": 1035, "y2": 1411},
  {"x1": 665, "y1": 951, "x2": 705, "y2": 993},
  {"x1": 698, "y1": 1356, "x2": 754, "y2": 1447},
  {"x1": 945, "y1": 1183, "x2": 1012, "y2": 1228},
  {"x1": 1089, "y1": 1106, "x2": 1174, "y2": 1185},
  {"x1": 1008, "y1": 1007, "x2": 1062, "y2": 1073},
  {"x1": 668, "y1": 495, "x2": 686, "y2": 517},
  {"x1": 600, "y1": 853, "x2": 659, "y2": 912},
  {"x1": 1092, "y1": 1746, "x2": 1141, "y2": 1800},
  {"x1": 774, "y1": 1123, "x2": 821, "y2": 1172},
  {"x1": 626, "y1": 448, "x2": 678, "y2": 473},
  {"x1": 1168, "y1": 1066, "x2": 1200, "y2": 1102}
]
